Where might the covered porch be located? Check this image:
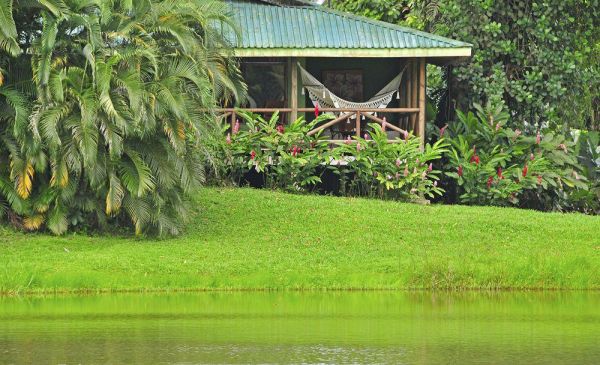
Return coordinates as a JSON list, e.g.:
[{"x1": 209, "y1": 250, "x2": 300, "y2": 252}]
[{"x1": 221, "y1": 0, "x2": 472, "y2": 143}]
